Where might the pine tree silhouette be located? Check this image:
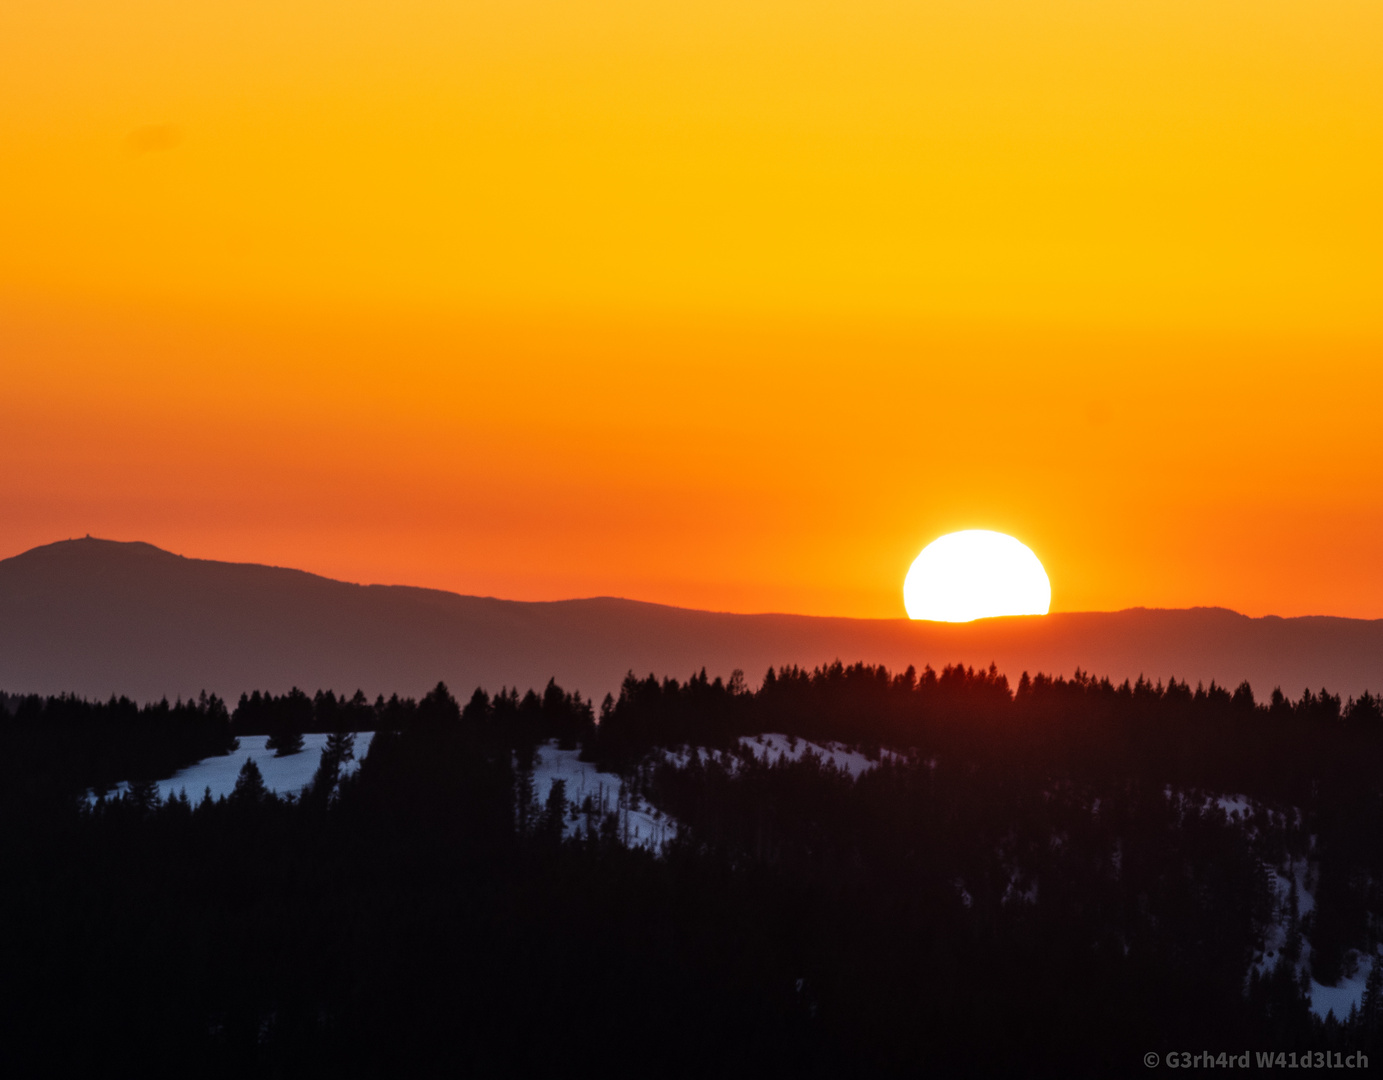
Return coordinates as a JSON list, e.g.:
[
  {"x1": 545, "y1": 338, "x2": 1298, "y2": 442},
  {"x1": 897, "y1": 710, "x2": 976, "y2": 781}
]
[
  {"x1": 230, "y1": 758, "x2": 267, "y2": 805},
  {"x1": 1362, "y1": 957, "x2": 1383, "y2": 1036},
  {"x1": 541, "y1": 778, "x2": 567, "y2": 843},
  {"x1": 126, "y1": 777, "x2": 161, "y2": 814}
]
